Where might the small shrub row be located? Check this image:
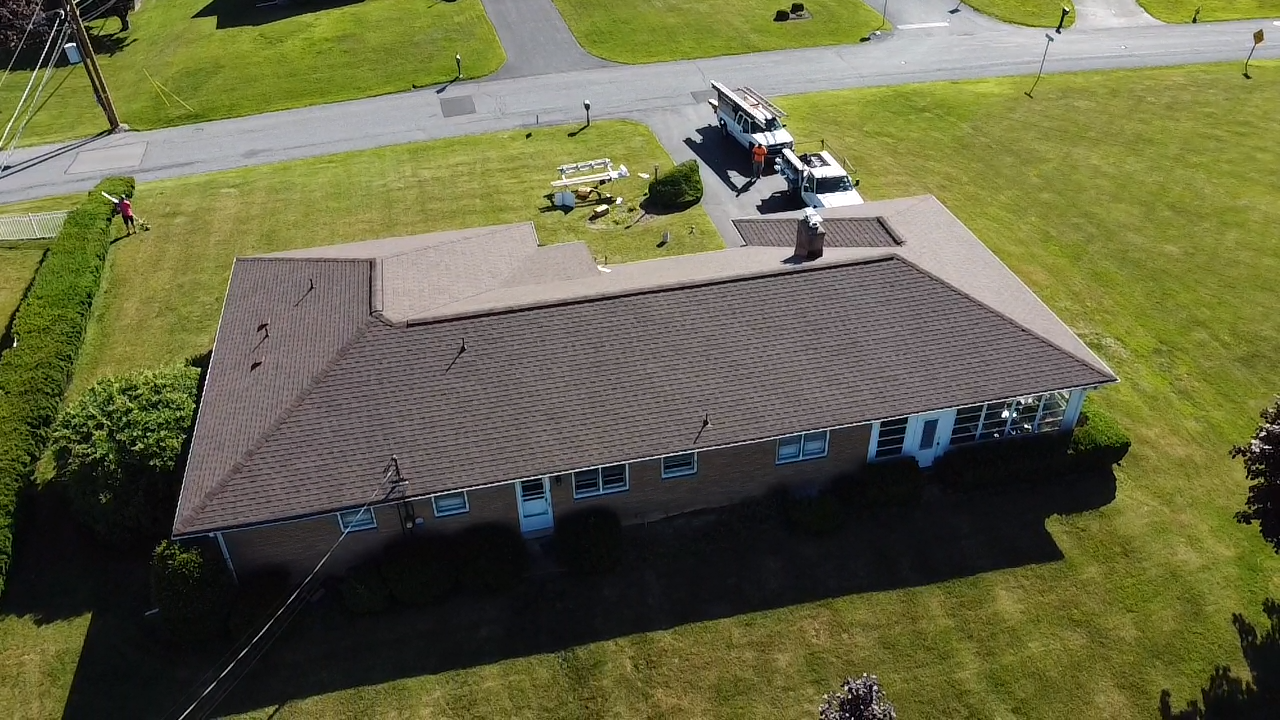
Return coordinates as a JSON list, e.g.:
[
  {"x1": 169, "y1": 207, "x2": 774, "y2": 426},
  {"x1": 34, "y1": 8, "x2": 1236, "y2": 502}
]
[
  {"x1": 833, "y1": 457, "x2": 926, "y2": 511},
  {"x1": 1068, "y1": 398, "x2": 1132, "y2": 470},
  {"x1": 0, "y1": 177, "x2": 133, "y2": 597},
  {"x1": 646, "y1": 159, "x2": 703, "y2": 209},
  {"x1": 152, "y1": 541, "x2": 299, "y2": 645},
  {"x1": 783, "y1": 489, "x2": 846, "y2": 537},
  {"x1": 934, "y1": 432, "x2": 1070, "y2": 494},
  {"x1": 553, "y1": 507, "x2": 623, "y2": 575},
  {"x1": 338, "y1": 523, "x2": 530, "y2": 615}
]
